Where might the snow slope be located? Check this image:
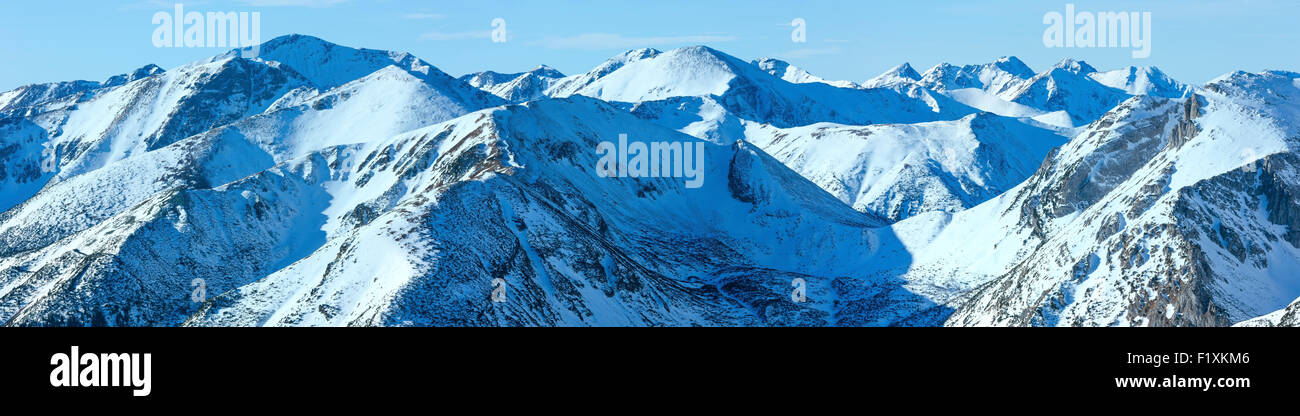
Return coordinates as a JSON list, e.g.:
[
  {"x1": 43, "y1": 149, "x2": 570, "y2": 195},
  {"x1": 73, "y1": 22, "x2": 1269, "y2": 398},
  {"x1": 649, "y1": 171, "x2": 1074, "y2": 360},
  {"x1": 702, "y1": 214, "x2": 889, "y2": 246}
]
[
  {"x1": 580, "y1": 48, "x2": 1067, "y2": 222},
  {"x1": 743, "y1": 112, "x2": 1068, "y2": 222},
  {"x1": 182, "y1": 97, "x2": 893, "y2": 326},
  {"x1": 875, "y1": 71, "x2": 1300, "y2": 326}
]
